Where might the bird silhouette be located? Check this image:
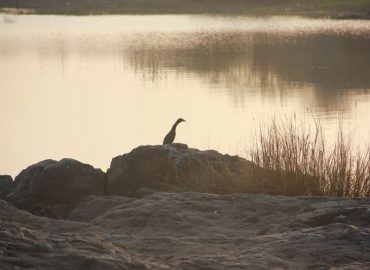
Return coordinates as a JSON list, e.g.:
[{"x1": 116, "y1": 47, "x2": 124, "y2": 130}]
[{"x1": 163, "y1": 118, "x2": 186, "y2": 145}]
